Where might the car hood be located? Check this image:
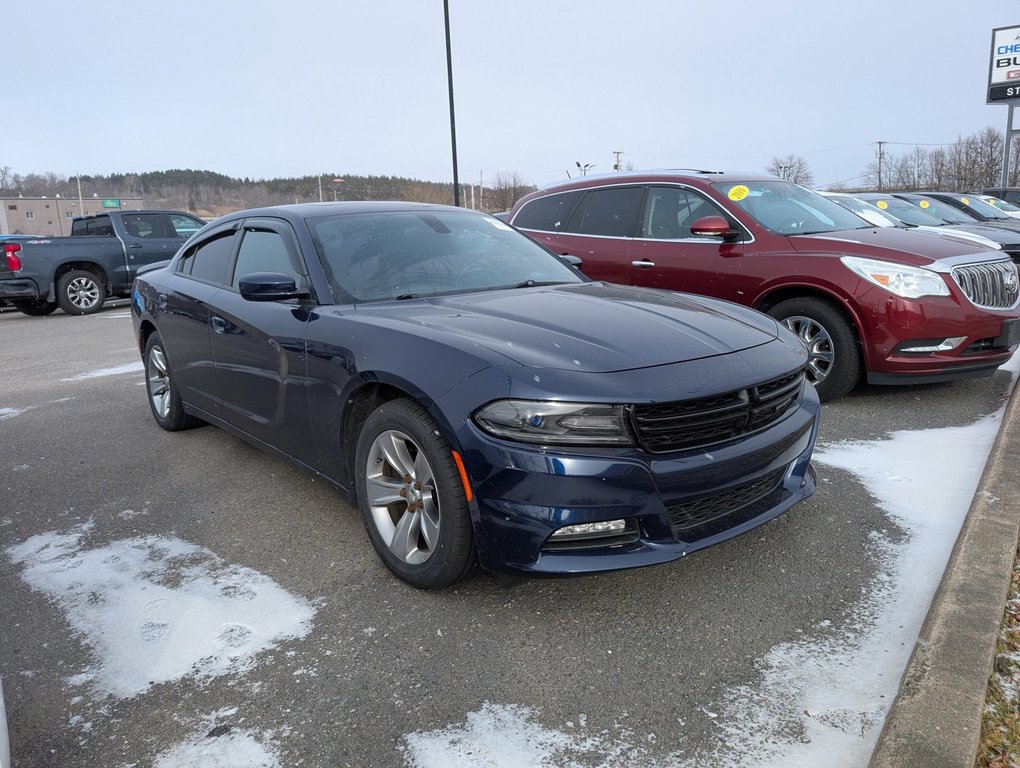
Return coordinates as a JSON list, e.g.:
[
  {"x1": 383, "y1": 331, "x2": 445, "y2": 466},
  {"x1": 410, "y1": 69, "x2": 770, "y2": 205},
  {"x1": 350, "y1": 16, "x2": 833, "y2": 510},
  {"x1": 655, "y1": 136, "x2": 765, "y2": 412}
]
[
  {"x1": 936, "y1": 222, "x2": 1020, "y2": 246},
  {"x1": 789, "y1": 226, "x2": 997, "y2": 267},
  {"x1": 351, "y1": 282, "x2": 779, "y2": 373}
]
